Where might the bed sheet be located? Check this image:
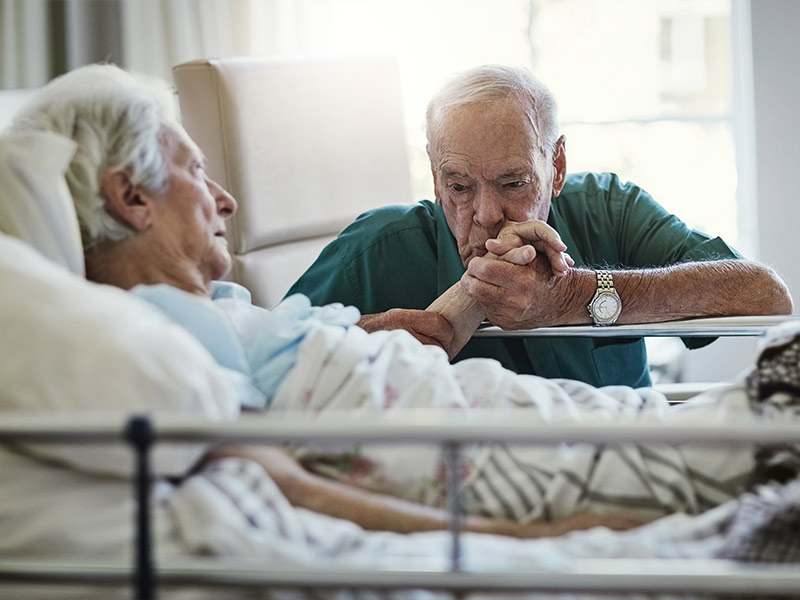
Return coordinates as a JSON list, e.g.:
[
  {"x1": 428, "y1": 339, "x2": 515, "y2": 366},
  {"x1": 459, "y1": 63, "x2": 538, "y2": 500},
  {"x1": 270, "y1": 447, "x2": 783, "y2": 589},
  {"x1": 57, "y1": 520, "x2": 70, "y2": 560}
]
[{"x1": 165, "y1": 455, "x2": 800, "y2": 600}]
